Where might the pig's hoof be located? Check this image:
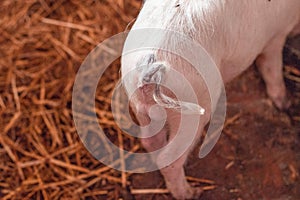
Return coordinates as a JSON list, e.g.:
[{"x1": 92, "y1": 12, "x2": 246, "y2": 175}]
[
  {"x1": 173, "y1": 187, "x2": 203, "y2": 200},
  {"x1": 271, "y1": 94, "x2": 291, "y2": 111},
  {"x1": 188, "y1": 187, "x2": 203, "y2": 199}
]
